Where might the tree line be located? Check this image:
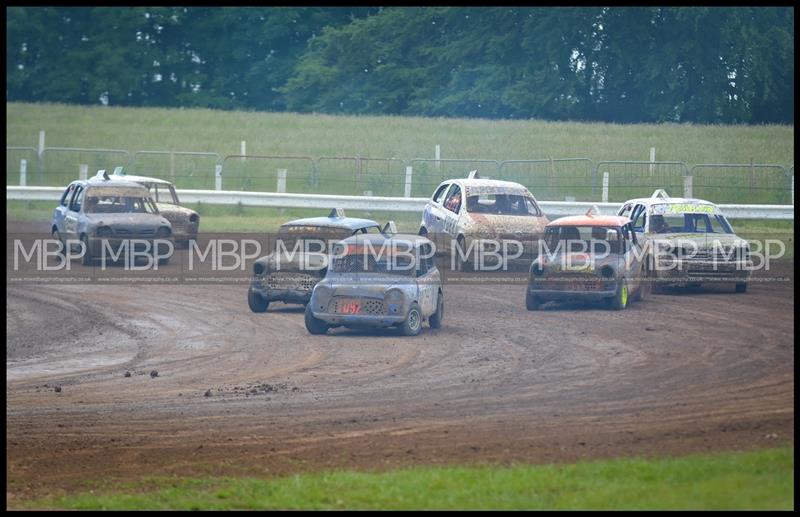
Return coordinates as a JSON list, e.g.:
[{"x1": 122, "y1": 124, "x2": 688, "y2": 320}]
[{"x1": 6, "y1": 7, "x2": 794, "y2": 124}]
